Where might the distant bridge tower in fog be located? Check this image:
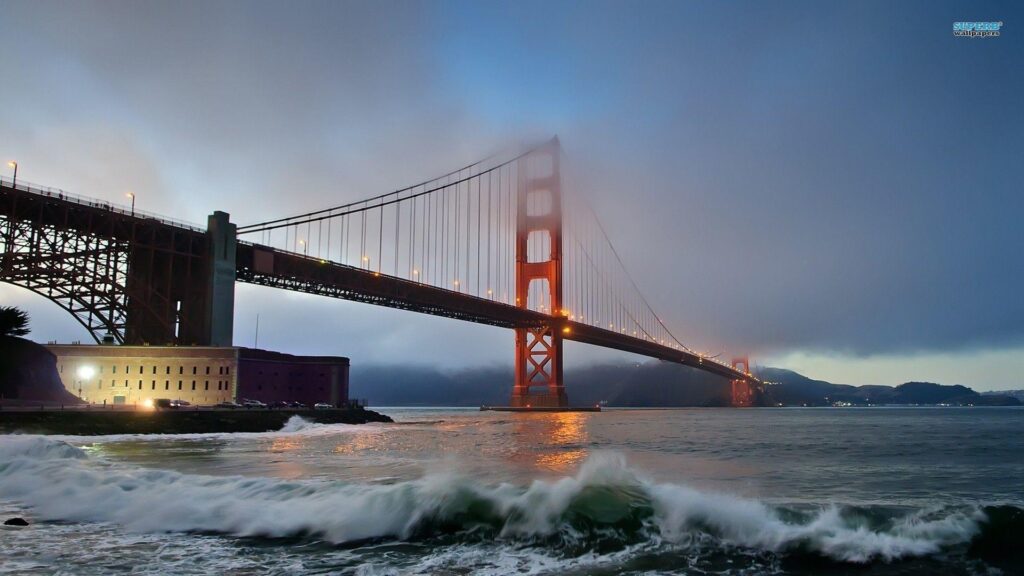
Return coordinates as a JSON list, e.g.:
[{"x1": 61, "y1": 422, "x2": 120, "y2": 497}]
[{"x1": 730, "y1": 357, "x2": 754, "y2": 407}]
